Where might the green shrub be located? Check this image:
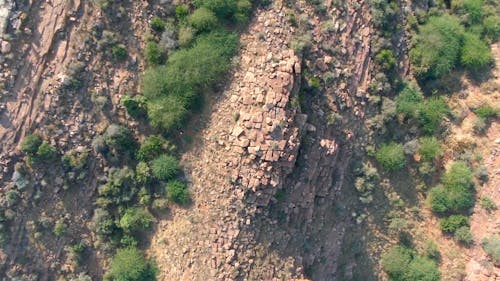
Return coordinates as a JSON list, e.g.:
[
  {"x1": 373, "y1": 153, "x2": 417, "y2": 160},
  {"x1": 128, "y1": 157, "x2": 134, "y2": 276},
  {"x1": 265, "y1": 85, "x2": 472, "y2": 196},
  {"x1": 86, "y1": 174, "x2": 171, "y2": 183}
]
[
  {"x1": 458, "y1": 0, "x2": 484, "y2": 24},
  {"x1": 474, "y1": 103, "x2": 499, "y2": 118},
  {"x1": 189, "y1": 8, "x2": 218, "y2": 32},
  {"x1": 178, "y1": 26, "x2": 194, "y2": 47},
  {"x1": 440, "y1": 215, "x2": 469, "y2": 233},
  {"x1": 382, "y1": 245, "x2": 440, "y2": 281},
  {"x1": 98, "y1": 167, "x2": 137, "y2": 206},
  {"x1": 375, "y1": 143, "x2": 406, "y2": 171},
  {"x1": 442, "y1": 161, "x2": 474, "y2": 189},
  {"x1": 429, "y1": 162, "x2": 475, "y2": 213},
  {"x1": 106, "y1": 247, "x2": 157, "y2": 281},
  {"x1": 480, "y1": 196, "x2": 496, "y2": 211},
  {"x1": 195, "y1": 0, "x2": 237, "y2": 18},
  {"x1": 119, "y1": 208, "x2": 153, "y2": 234},
  {"x1": 483, "y1": 15, "x2": 500, "y2": 41},
  {"x1": 104, "y1": 124, "x2": 136, "y2": 154},
  {"x1": 454, "y1": 226, "x2": 473, "y2": 245},
  {"x1": 142, "y1": 31, "x2": 238, "y2": 132},
  {"x1": 36, "y1": 142, "x2": 57, "y2": 161},
  {"x1": 144, "y1": 42, "x2": 164, "y2": 65},
  {"x1": 460, "y1": 32, "x2": 493, "y2": 69},
  {"x1": 137, "y1": 135, "x2": 168, "y2": 161},
  {"x1": 54, "y1": 219, "x2": 67, "y2": 236},
  {"x1": 395, "y1": 83, "x2": 424, "y2": 118},
  {"x1": 20, "y1": 134, "x2": 42, "y2": 155},
  {"x1": 135, "y1": 162, "x2": 151, "y2": 184},
  {"x1": 419, "y1": 137, "x2": 442, "y2": 161},
  {"x1": 151, "y1": 155, "x2": 179, "y2": 181},
  {"x1": 419, "y1": 97, "x2": 449, "y2": 134},
  {"x1": 423, "y1": 240, "x2": 440, "y2": 260},
  {"x1": 166, "y1": 180, "x2": 190, "y2": 204},
  {"x1": 147, "y1": 96, "x2": 189, "y2": 131},
  {"x1": 404, "y1": 256, "x2": 441, "y2": 281},
  {"x1": 482, "y1": 235, "x2": 500, "y2": 264},
  {"x1": 175, "y1": 5, "x2": 190, "y2": 20},
  {"x1": 151, "y1": 16, "x2": 166, "y2": 32},
  {"x1": 375, "y1": 49, "x2": 396, "y2": 71},
  {"x1": 121, "y1": 95, "x2": 147, "y2": 119},
  {"x1": 112, "y1": 44, "x2": 128, "y2": 61},
  {"x1": 410, "y1": 15, "x2": 464, "y2": 78},
  {"x1": 381, "y1": 246, "x2": 413, "y2": 280}
]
